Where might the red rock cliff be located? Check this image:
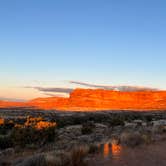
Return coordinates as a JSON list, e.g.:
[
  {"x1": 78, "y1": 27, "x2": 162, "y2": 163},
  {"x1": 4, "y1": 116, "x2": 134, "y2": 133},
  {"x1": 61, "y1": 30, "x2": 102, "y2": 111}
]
[
  {"x1": 67, "y1": 89, "x2": 166, "y2": 110},
  {"x1": 1, "y1": 89, "x2": 166, "y2": 111}
]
